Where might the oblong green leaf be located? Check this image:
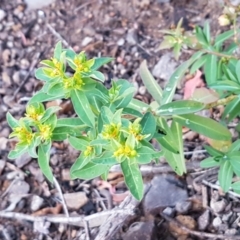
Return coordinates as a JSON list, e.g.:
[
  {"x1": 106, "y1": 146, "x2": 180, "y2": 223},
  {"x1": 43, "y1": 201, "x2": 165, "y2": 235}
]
[
  {"x1": 91, "y1": 57, "x2": 114, "y2": 70},
  {"x1": 70, "y1": 154, "x2": 90, "y2": 172},
  {"x1": 69, "y1": 136, "x2": 89, "y2": 151},
  {"x1": 7, "y1": 112, "x2": 19, "y2": 129},
  {"x1": 214, "y1": 29, "x2": 234, "y2": 49},
  {"x1": 200, "y1": 157, "x2": 220, "y2": 168},
  {"x1": 139, "y1": 60, "x2": 162, "y2": 105},
  {"x1": 121, "y1": 159, "x2": 143, "y2": 200},
  {"x1": 92, "y1": 151, "x2": 117, "y2": 165},
  {"x1": 222, "y1": 97, "x2": 240, "y2": 122},
  {"x1": 71, "y1": 162, "x2": 109, "y2": 180},
  {"x1": 209, "y1": 80, "x2": 240, "y2": 92},
  {"x1": 204, "y1": 54, "x2": 217, "y2": 84},
  {"x1": 232, "y1": 181, "x2": 240, "y2": 194},
  {"x1": 190, "y1": 55, "x2": 207, "y2": 74},
  {"x1": 29, "y1": 91, "x2": 64, "y2": 104},
  {"x1": 157, "y1": 100, "x2": 205, "y2": 116},
  {"x1": 8, "y1": 144, "x2": 28, "y2": 159},
  {"x1": 173, "y1": 114, "x2": 231, "y2": 140},
  {"x1": 140, "y1": 112, "x2": 156, "y2": 140},
  {"x1": 218, "y1": 160, "x2": 233, "y2": 192},
  {"x1": 162, "y1": 51, "x2": 204, "y2": 104},
  {"x1": 71, "y1": 90, "x2": 95, "y2": 127},
  {"x1": 38, "y1": 143, "x2": 53, "y2": 183},
  {"x1": 56, "y1": 118, "x2": 84, "y2": 128}
]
